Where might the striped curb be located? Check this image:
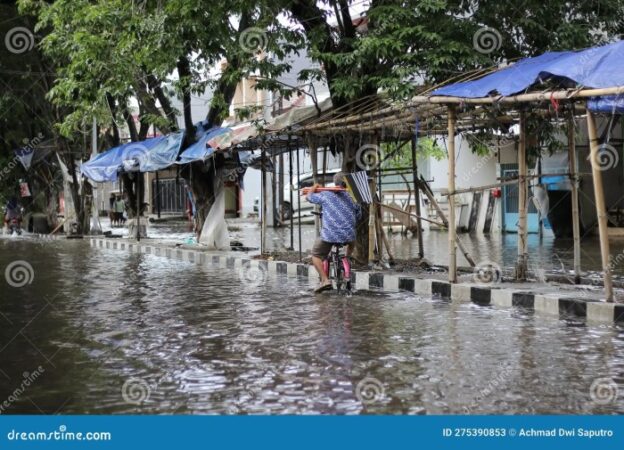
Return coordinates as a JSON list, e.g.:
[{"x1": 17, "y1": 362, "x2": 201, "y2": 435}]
[{"x1": 90, "y1": 238, "x2": 624, "y2": 324}]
